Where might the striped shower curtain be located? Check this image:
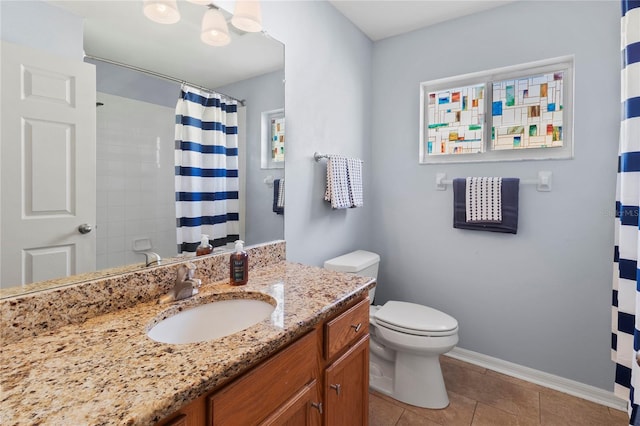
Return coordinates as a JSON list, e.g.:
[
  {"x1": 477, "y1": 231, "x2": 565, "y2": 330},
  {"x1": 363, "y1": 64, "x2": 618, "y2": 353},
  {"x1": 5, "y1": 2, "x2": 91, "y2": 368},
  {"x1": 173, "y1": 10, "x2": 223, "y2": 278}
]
[
  {"x1": 612, "y1": 0, "x2": 640, "y2": 422},
  {"x1": 175, "y1": 85, "x2": 240, "y2": 252}
]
